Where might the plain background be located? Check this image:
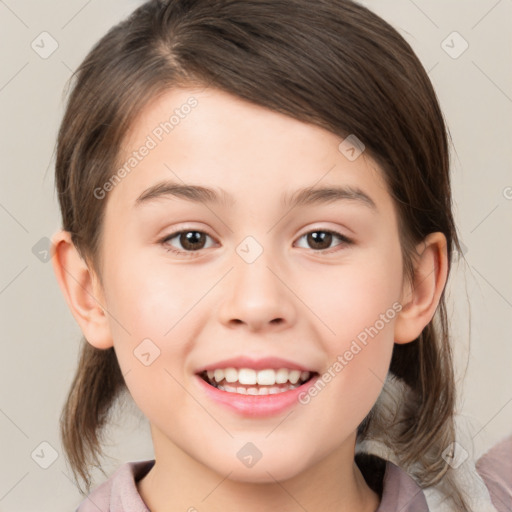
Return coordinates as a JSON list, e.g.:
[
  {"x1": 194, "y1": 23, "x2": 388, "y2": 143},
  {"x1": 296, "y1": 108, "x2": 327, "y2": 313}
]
[{"x1": 0, "y1": 0, "x2": 511, "y2": 510}]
